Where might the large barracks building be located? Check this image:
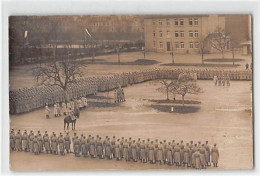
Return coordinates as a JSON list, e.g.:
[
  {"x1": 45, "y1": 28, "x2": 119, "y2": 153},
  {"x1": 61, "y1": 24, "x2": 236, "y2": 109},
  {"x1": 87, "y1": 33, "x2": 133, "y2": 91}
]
[{"x1": 144, "y1": 15, "x2": 226, "y2": 54}]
